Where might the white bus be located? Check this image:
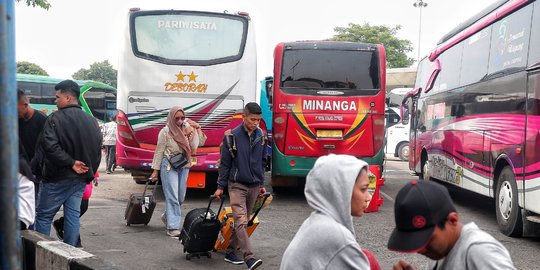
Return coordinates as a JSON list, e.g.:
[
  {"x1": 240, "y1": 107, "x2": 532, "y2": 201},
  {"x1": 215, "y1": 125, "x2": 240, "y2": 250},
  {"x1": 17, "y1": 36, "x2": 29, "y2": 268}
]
[
  {"x1": 385, "y1": 88, "x2": 412, "y2": 161},
  {"x1": 385, "y1": 106, "x2": 410, "y2": 161},
  {"x1": 116, "y1": 8, "x2": 257, "y2": 187}
]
